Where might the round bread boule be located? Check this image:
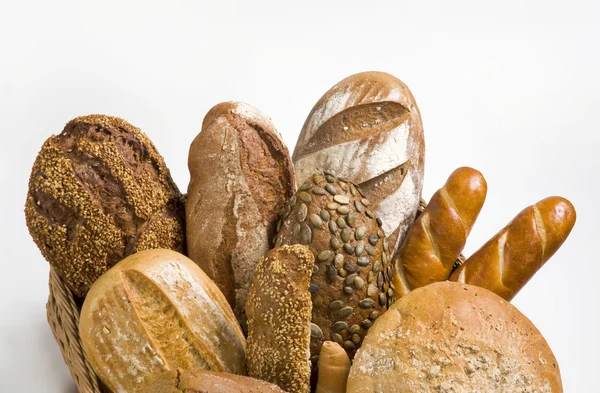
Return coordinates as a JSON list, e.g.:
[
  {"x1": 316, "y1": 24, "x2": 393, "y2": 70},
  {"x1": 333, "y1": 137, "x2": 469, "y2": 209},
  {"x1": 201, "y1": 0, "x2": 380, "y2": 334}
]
[
  {"x1": 25, "y1": 114, "x2": 185, "y2": 297},
  {"x1": 348, "y1": 281, "x2": 562, "y2": 393}
]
